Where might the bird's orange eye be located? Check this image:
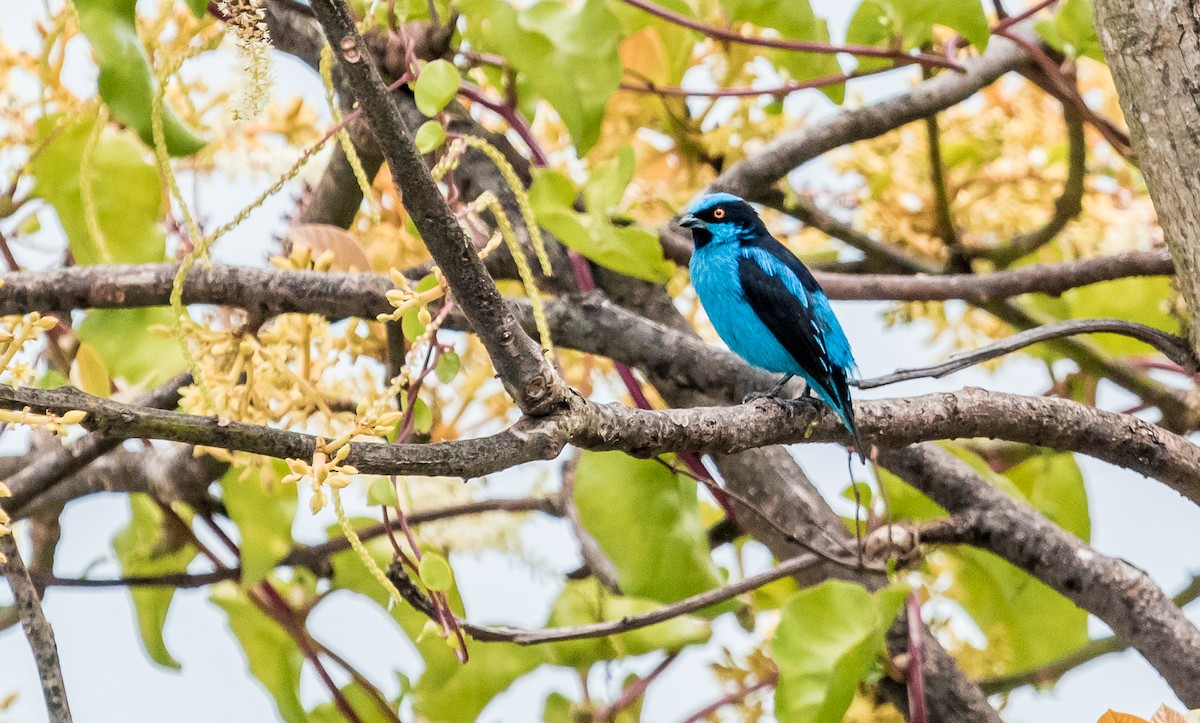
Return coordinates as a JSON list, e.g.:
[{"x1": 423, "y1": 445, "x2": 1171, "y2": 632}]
[{"x1": 713, "y1": 208, "x2": 726, "y2": 219}]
